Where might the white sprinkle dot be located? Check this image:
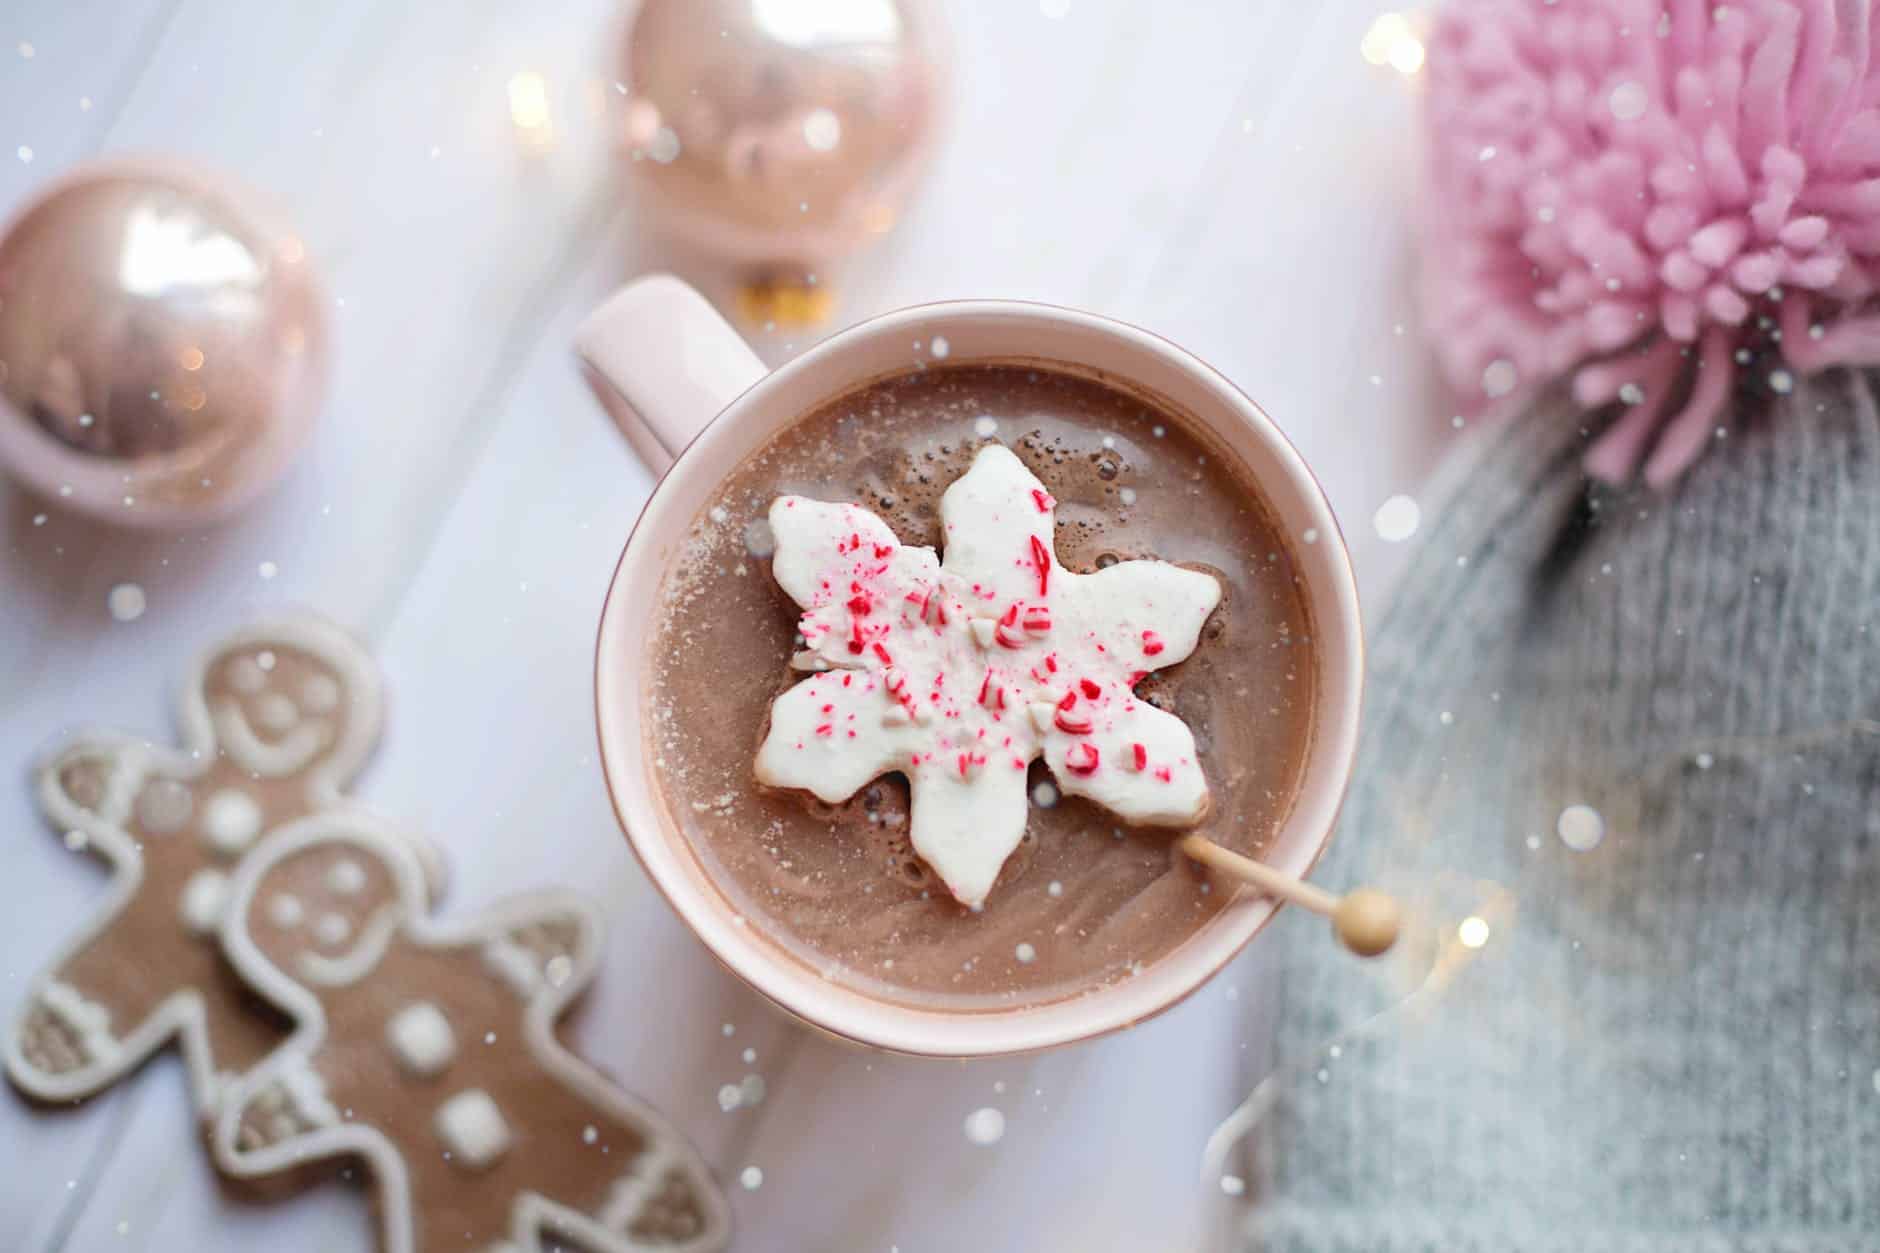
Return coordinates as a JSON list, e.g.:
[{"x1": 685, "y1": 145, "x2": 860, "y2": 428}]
[
  {"x1": 256, "y1": 650, "x2": 276, "y2": 671},
  {"x1": 1458, "y1": 915, "x2": 1490, "y2": 948},
  {"x1": 1618, "y1": 382, "x2": 1644, "y2": 405},
  {"x1": 1556, "y1": 803, "x2": 1605, "y2": 852},
  {"x1": 1482, "y1": 359, "x2": 1518, "y2": 398},
  {"x1": 1015, "y1": 942, "x2": 1036, "y2": 964},
  {"x1": 1695, "y1": 751, "x2": 1715, "y2": 770},
  {"x1": 1220, "y1": 1174, "x2": 1247, "y2": 1196},
  {"x1": 1302, "y1": 527, "x2": 1319, "y2": 544},
  {"x1": 721, "y1": 1022, "x2": 735, "y2": 1037},
  {"x1": 1151, "y1": 424, "x2": 1165, "y2": 438},
  {"x1": 258, "y1": 560, "x2": 278, "y2": 580},
  {"x1": 108, "y1": 583, "x2": 146, "y2": 622},
  {"x1": 545, "y1": 954, "x2": 573, "y2": 986},
  {"x1": 17, "y1": 145, "x2": 33, "y2": 164},
  {"x1": 1047, "y1": 880, "x2": 1063, "y2": 897},
  {"x1": 717, "y1": 1083, "x2": 742, "y2": 1111},
  {"x1": 1030, "y1": 780, "x2": 1058, "y2": 808},
  {"x1": 647, "y1": 126, "x2": 680, "y2": 163},
  {"x1": 1119, "y1": 487, "x2": 1137, "y2": 506},
  {"x1": 973, "y1": 416, "x2": 998, "y2": 437},
  {"x1": 708, "y1": 505, "x2": 729, "y2": 525},
  {"x1": 32, "y1": 513, "x2": 46, "y2": 526},
  {"x1": 742, "y1": 1047, "x2": 756, "y2": 1064},
  {"x1": 739, "y1": 1165, "x2": 764, "y2": 1190},
  {"x1": 582, "y1": 1124, "x2": 598, "y2": 1144},
  {"x1": 930, "y1": 335, "x2": 950, "y2": 359},
  {"x1": 1438, "y1": 710, "x2": 1454, "y2": 725},
  {"x1": 1373, "y1": 494, "x2": 1421, "y2": 542},
  {"x1": 1769, "y1": 368, "x2": 1794, "y2": 394},
  {"x1": 964, "y1": 1106, "x2": 1005, "y2": 1145},
  {"x1": 802, "y1": 107, "x2": 841, "y2": 151},
  {"x1": 1609, "y1": 80, "x2": 1648, "y2": 121},
  {"x1": 64, "y1": 829, "x2": 87, "y2": 851}
]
